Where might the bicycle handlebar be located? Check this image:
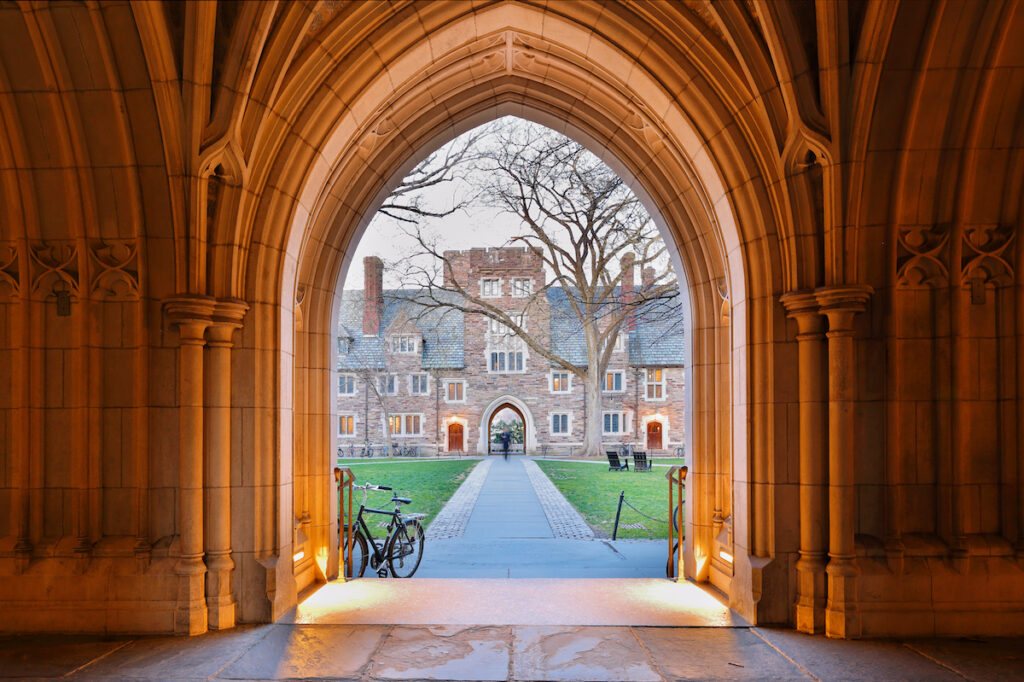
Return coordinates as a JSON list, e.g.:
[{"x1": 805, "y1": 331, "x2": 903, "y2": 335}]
[{"x1": 354, "y1": 483, "x2": 393, "y2": 491}]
